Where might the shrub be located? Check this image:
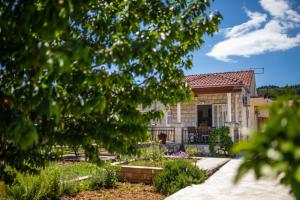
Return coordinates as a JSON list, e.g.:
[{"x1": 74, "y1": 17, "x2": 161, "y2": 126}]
[
  {"x1": 4, "y1": 166, "x2": 62, "y2": 200},
  {"x1": 233, "y1": 97, "x2": 300, "y2": 199},
  {"x1": 139, "y1": 145, "x2": 165, "y2": 161},
  {"x1": 186, "y1": 146, "x2": 197, "y2": 157},
  {"x1": 154, "y1": 159, "x2": 207, "y2": 195},
  {"x1": 209, "y1": 127, "x2": 233, "y2": 155},
  {"x1": 4, "y1": 162, "x2": 119, "y2": 200},
  {"x1": 90, "y1": 164, "x2": 119, "y2": 189}
]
